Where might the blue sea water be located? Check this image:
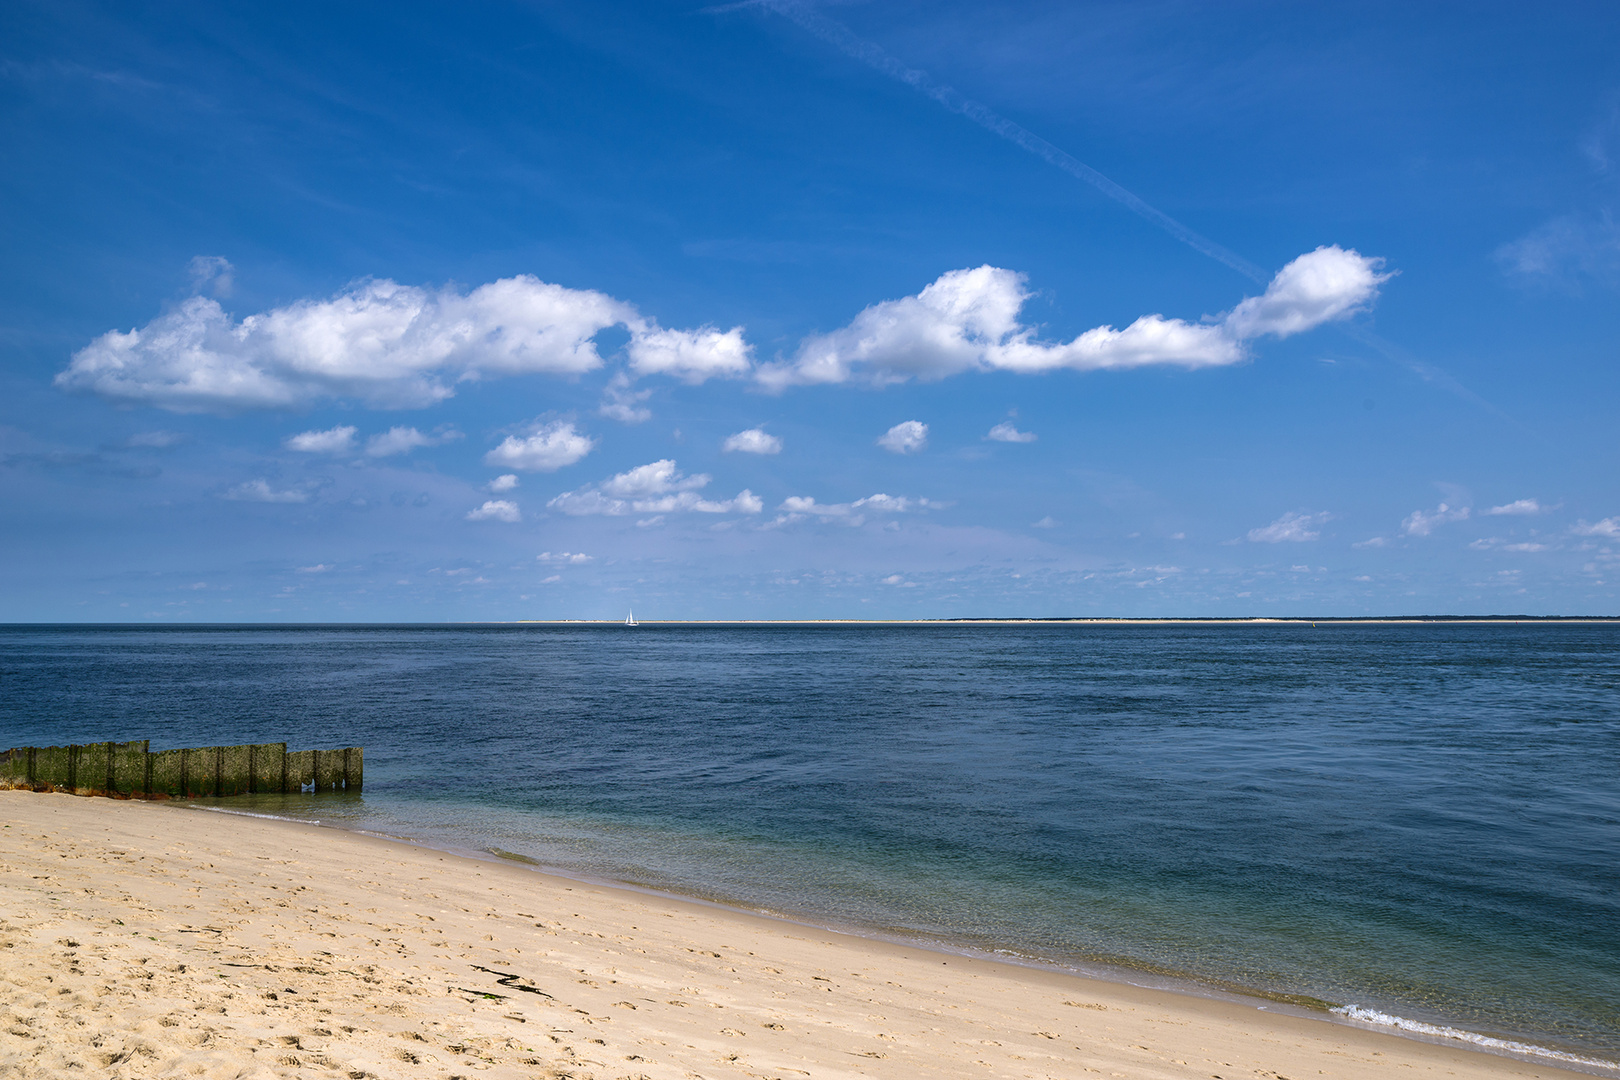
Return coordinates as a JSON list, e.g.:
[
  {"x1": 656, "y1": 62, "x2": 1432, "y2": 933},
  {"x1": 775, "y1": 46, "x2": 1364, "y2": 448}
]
[{"x1": 2, "y1": 623, "x2": 1617, "y2": 1066}]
